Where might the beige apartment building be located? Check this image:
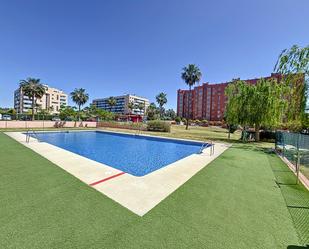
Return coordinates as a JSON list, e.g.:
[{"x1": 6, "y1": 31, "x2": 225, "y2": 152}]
[
  {"x1": 14, "y1": 85, "x2": 68, "y2": 114},
  {"x1": 93, "y1": 94, "x2": 150, "y2": 116}
]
